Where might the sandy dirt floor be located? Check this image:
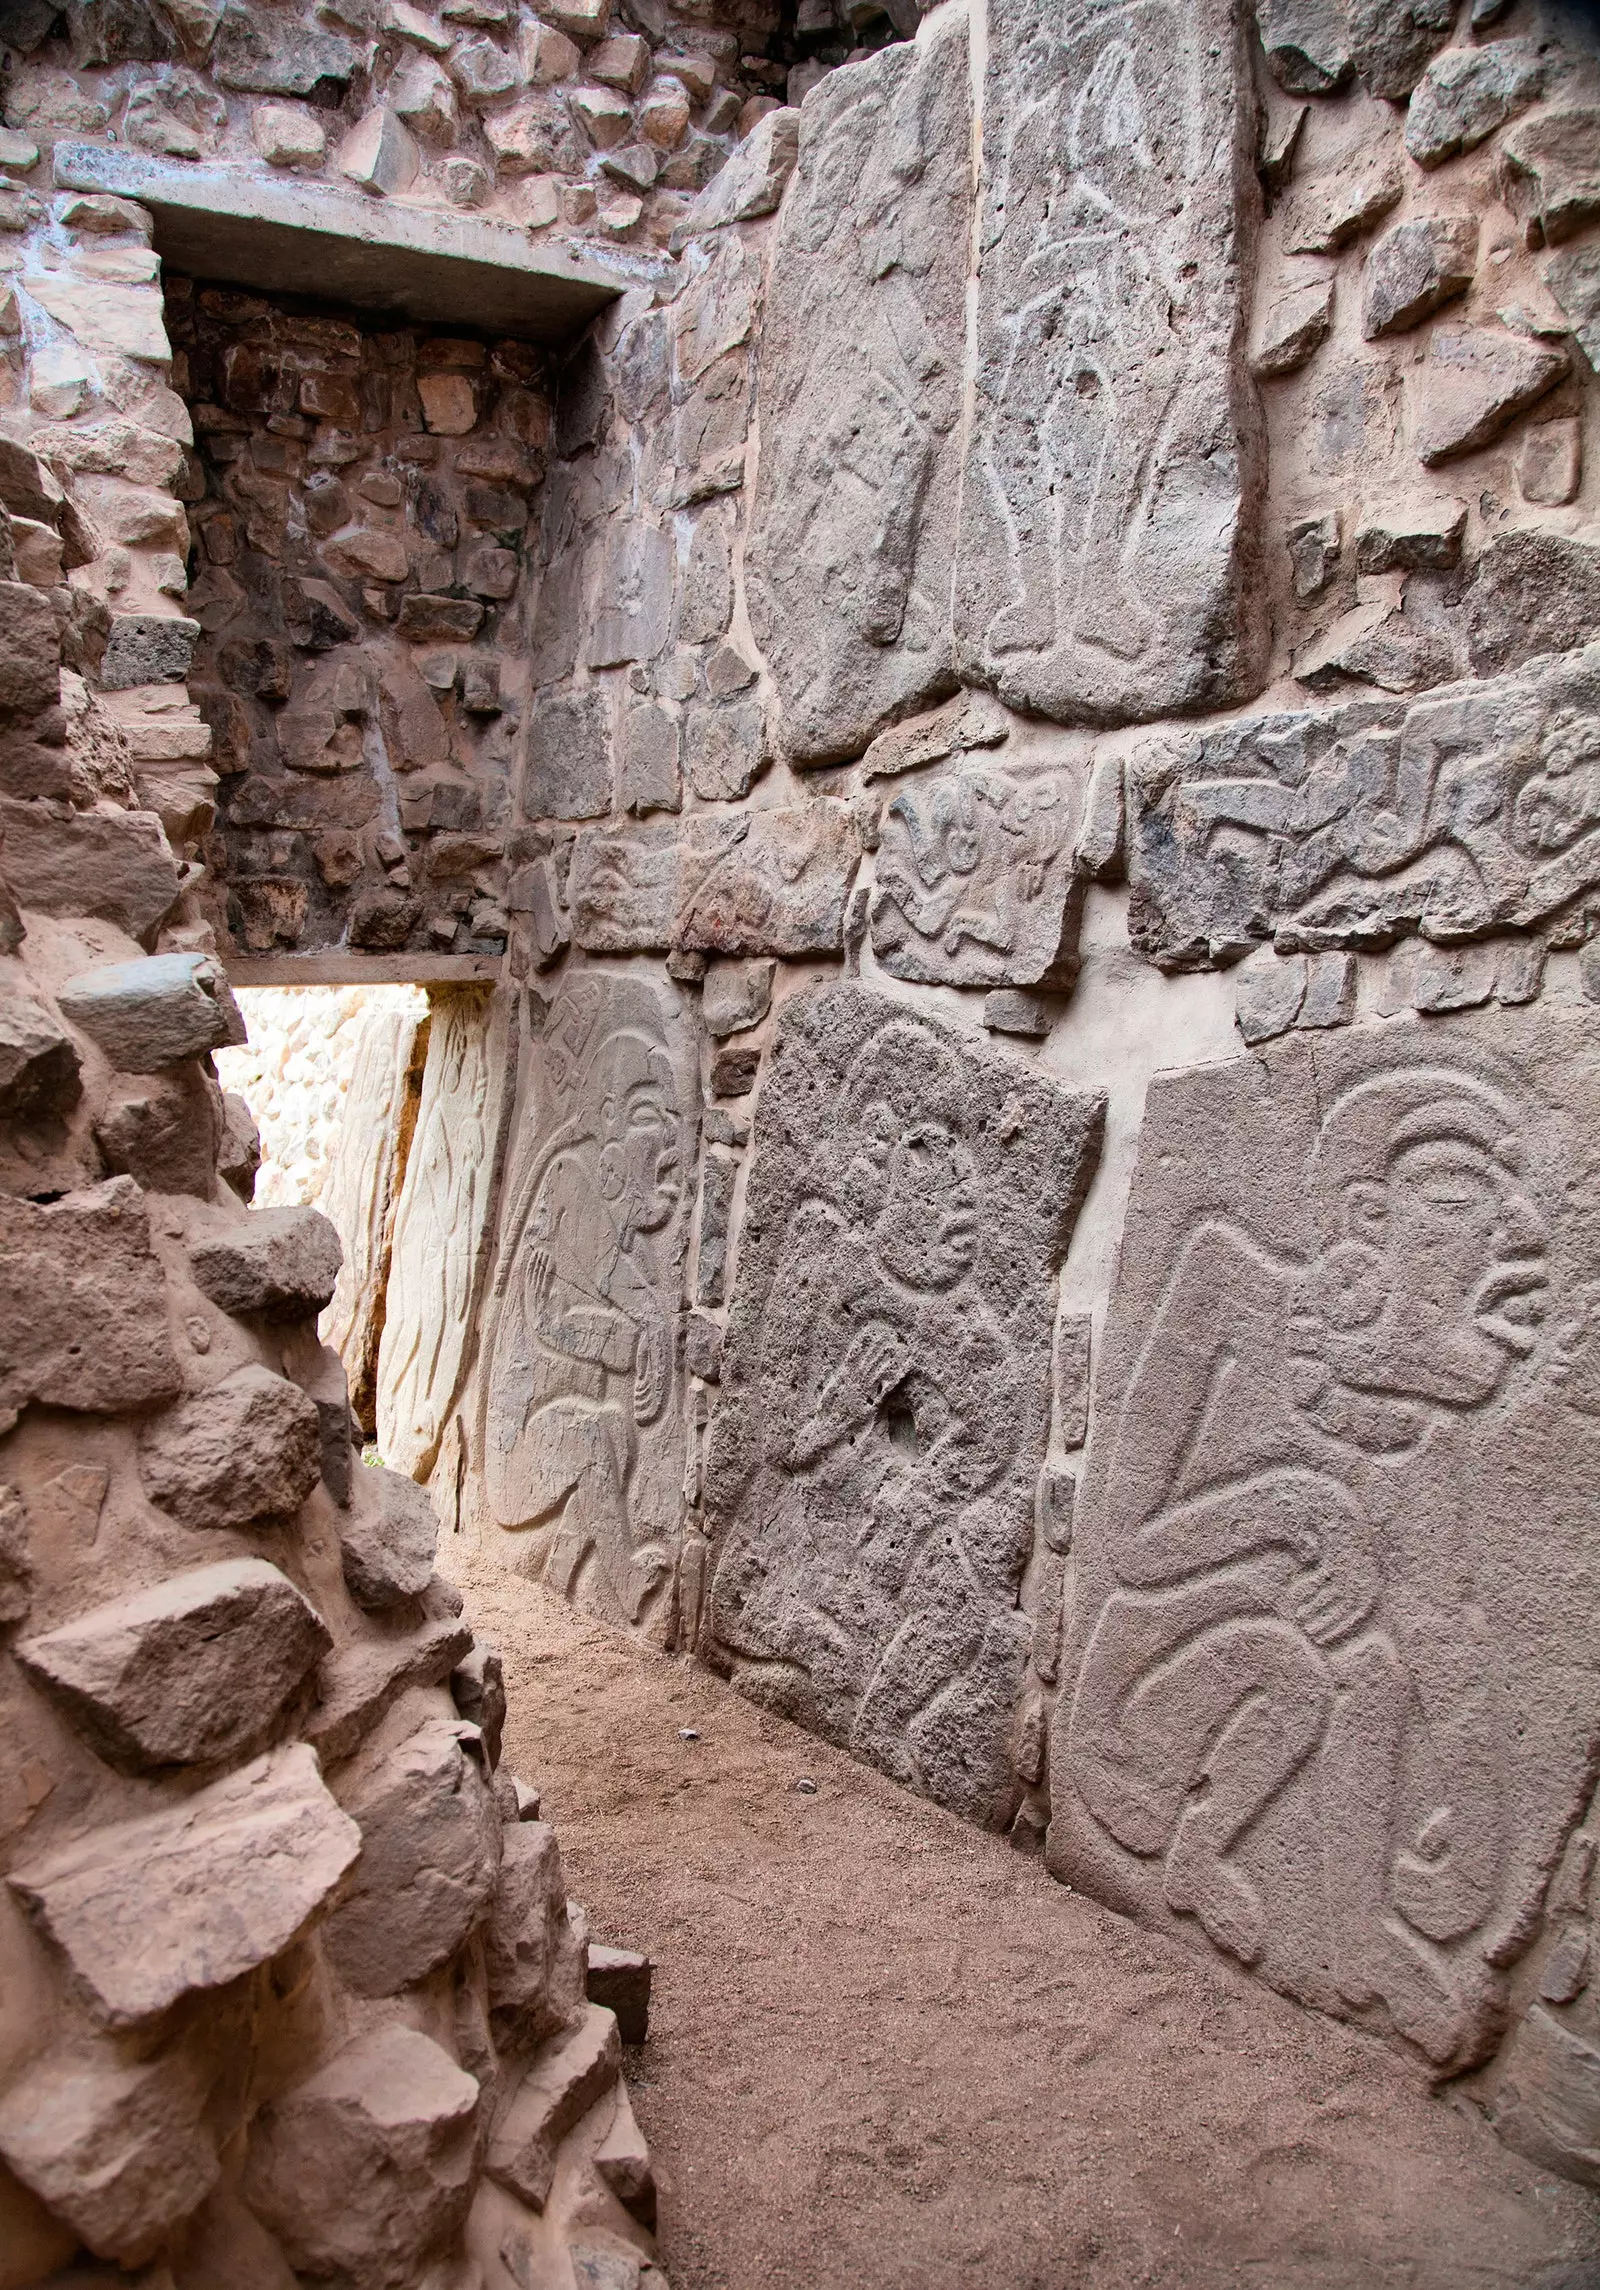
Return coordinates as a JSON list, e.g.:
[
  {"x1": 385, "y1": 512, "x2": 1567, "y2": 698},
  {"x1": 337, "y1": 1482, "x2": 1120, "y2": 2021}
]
[{"x1": 455, "y1": 1560, "x2": 1600, "y2": 2290}]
